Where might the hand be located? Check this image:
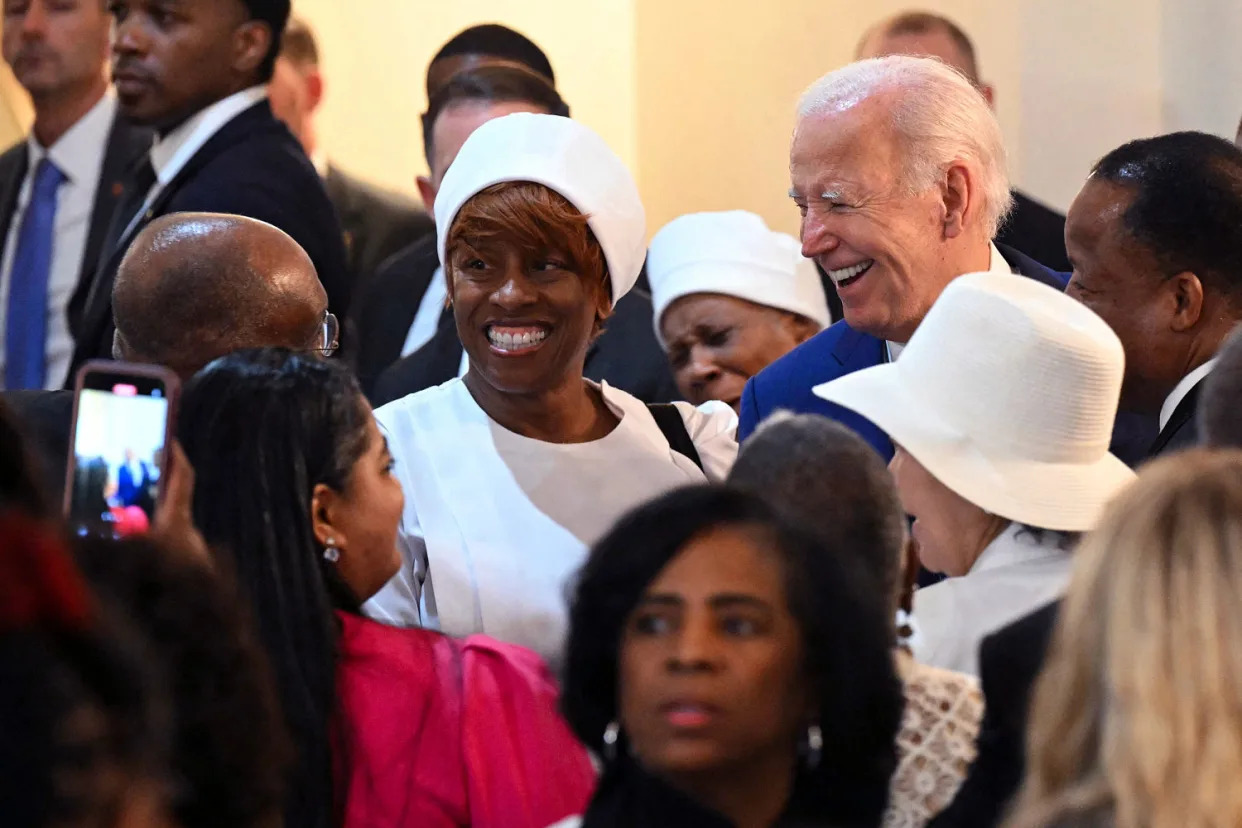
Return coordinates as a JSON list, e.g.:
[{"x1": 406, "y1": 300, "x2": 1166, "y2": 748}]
[{"x1": 151, "y1": 441, "x2": 211, "y2": 567}]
